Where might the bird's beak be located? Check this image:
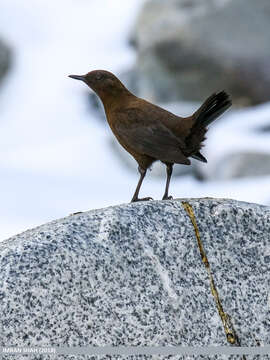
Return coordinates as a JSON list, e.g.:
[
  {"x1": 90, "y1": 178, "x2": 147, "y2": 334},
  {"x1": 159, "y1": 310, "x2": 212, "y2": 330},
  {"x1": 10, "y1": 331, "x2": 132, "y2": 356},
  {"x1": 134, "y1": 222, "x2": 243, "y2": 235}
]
[{"x1": 68, "y1": 74, "x2": 86, "y2": 82}]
